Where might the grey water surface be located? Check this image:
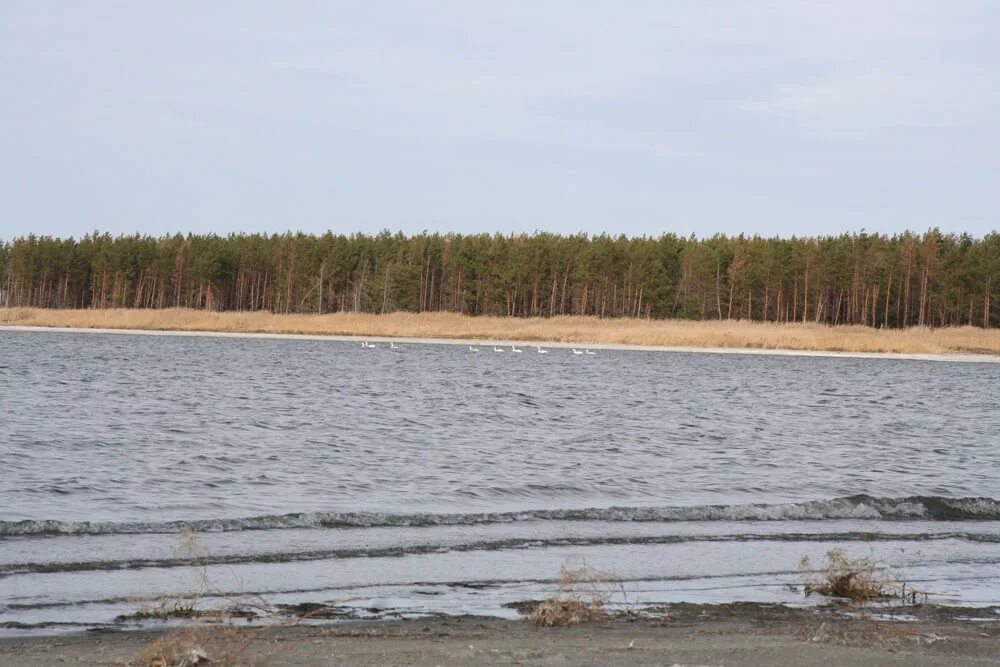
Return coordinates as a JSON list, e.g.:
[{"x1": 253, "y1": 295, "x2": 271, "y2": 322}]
[{"x1": 1, "y1": 330, "x2": 999, "y2": 632}]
